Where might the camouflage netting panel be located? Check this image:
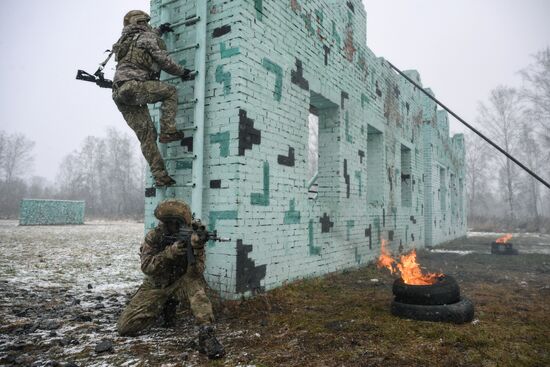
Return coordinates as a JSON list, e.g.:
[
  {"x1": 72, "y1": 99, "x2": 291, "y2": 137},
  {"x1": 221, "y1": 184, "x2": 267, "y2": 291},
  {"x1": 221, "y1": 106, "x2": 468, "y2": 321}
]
[{"x1": 19, "y1": 199, "x2": 86, "y2": 226}]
